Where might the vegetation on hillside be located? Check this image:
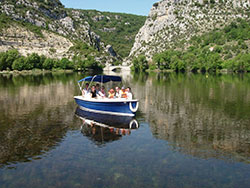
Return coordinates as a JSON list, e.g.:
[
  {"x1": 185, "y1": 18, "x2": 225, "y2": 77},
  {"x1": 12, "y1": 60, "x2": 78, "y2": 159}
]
[
  {"x1": 1, "y1": 0, "x2": 146, "y2": 62},
  {"x1": 0, "y1": 49, "x2": 103, "y2": 71},
  {"x1": 132, "y1": 19, "x2": 250, "y2": 73},
  {"x1": 73, "y1": 9, "x2": 146, "y2": 58},
  {"x1": 0, "y1": 13, "x2": 44, "y2": 37}
]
